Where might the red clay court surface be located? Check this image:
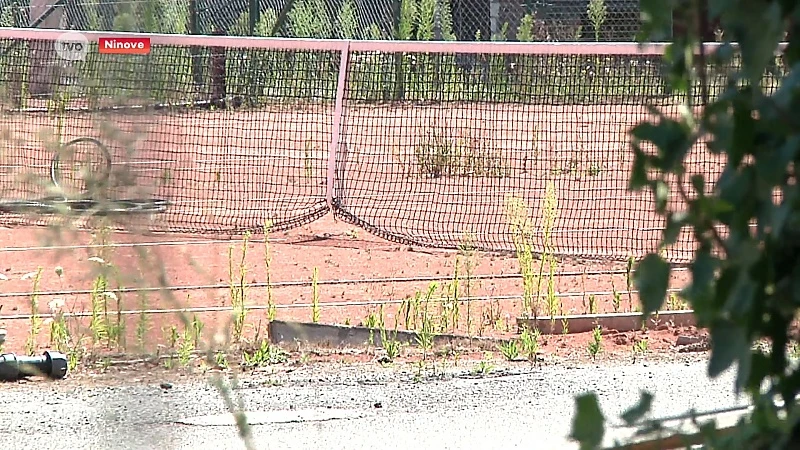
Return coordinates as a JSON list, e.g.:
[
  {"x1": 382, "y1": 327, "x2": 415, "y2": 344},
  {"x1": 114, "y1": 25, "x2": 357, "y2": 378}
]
[{"x1": 0, "y1": 103, "x2": 705, "y2": 357}]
